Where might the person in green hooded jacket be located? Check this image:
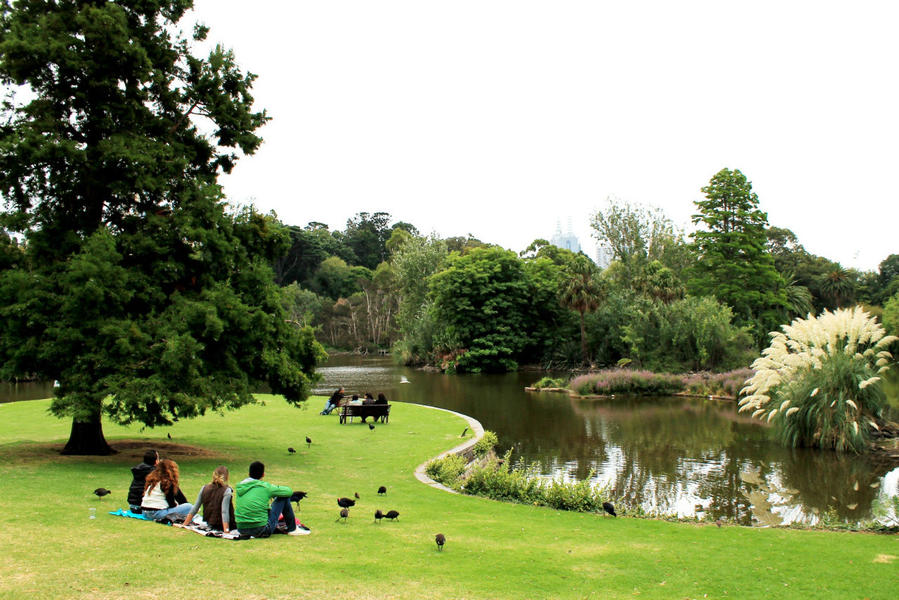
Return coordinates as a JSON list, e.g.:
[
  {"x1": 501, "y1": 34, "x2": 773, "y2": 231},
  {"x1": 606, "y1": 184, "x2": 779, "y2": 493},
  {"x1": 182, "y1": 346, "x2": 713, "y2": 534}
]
[{"x1": 234, "y1": 461, "x2": 303, "y2": 537}]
